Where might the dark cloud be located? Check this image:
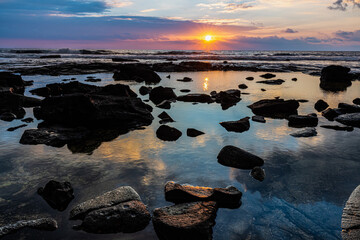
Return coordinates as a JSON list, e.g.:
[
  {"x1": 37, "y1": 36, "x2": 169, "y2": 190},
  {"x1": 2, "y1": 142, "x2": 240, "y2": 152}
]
[
  {"x1": 335, "y1": 30, "x2": 360, "y2": 41},
  {"x1": 328, "y1": 0, "x2": 360, "y2": 11},
  {"x1": 284, "y1": 28, "x2": 298, "y2": 33}
]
